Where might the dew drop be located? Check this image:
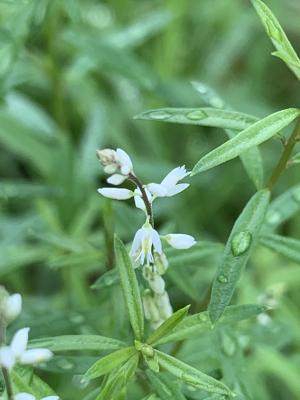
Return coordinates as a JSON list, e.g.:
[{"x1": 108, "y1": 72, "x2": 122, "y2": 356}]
[
  {"x1": 194, "y1": 83, "x2": 208, "y2": 94},
  {"x1": 198, "y1": 313, "x2": 208, "y2": 322},
  {"x1": 186, "y1": 110, "x2": 207, "y2": 120},
  {"x1": 218, "y1": 274, "x2": 228, "y2": 283},
  {"x1": 266, "y1": 211, "x2": 281, "y2": 225},
  {"x1": 209, "y1": 97, "x2": 224, "y2": 109},
  {"x1": 231, "y1": 231, "x2": 252, "y2": 256},
  {"x1": 148, "y1": 111, "x2": 171, "y2": 120}
]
